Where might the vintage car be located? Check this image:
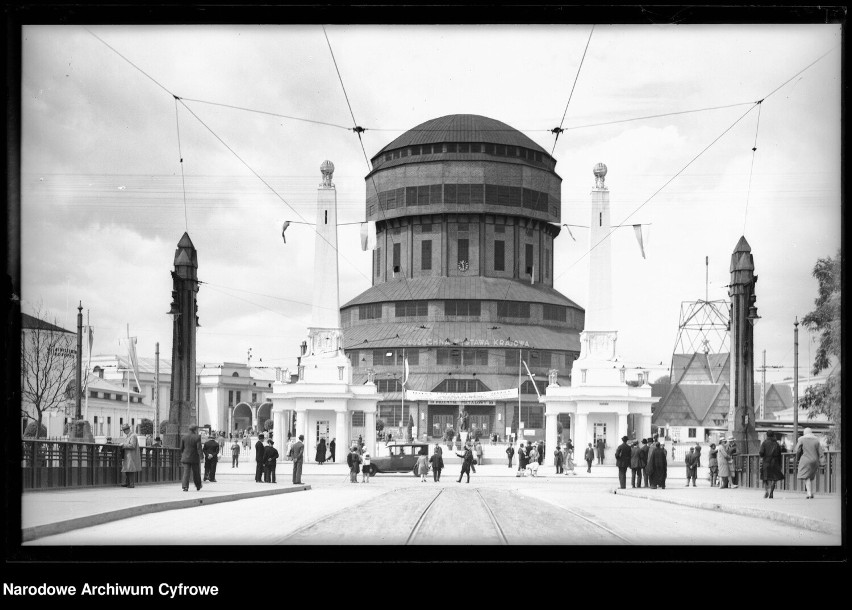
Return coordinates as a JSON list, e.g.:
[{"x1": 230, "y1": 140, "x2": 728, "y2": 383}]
[{"x1": 368, "y1": 441, "x2": 430, "y2": 476}]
